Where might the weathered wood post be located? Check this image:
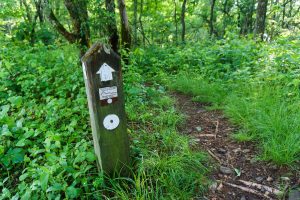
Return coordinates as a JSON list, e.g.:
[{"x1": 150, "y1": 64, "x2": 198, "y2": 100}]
[{"x1": 81, "y1": 43, "x2": 130, "y2": 175}]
